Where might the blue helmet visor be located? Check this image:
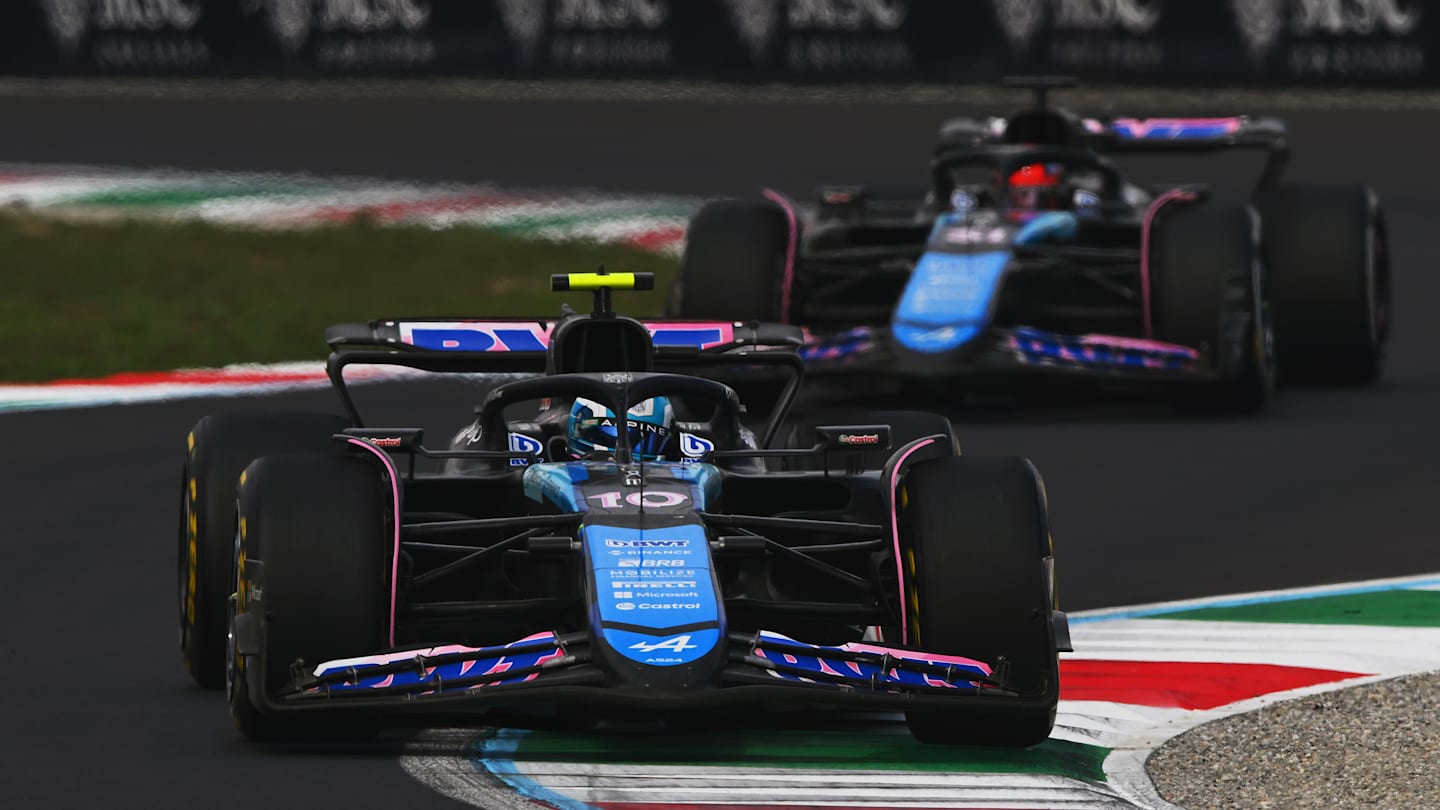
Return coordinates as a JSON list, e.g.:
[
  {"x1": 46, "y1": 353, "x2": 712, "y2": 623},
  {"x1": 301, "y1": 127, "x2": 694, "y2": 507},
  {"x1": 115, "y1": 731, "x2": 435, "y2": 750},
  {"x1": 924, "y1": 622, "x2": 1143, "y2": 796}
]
[{"x1": 573, "y1": 417, "x2": 670, "y2": 460}]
